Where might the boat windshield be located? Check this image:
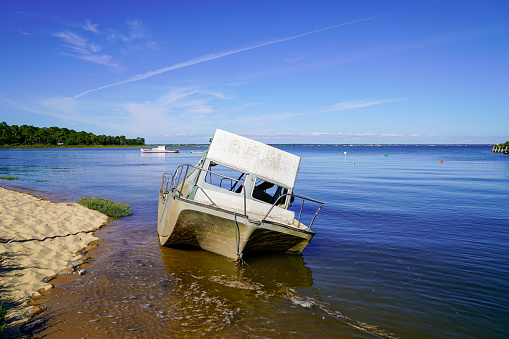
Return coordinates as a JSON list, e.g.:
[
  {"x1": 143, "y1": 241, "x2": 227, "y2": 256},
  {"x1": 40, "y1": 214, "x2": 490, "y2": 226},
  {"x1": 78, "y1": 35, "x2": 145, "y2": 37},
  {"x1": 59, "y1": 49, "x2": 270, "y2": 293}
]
[{"x1": 205, "y1": 162, "x2": 246, "y2": 193}]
